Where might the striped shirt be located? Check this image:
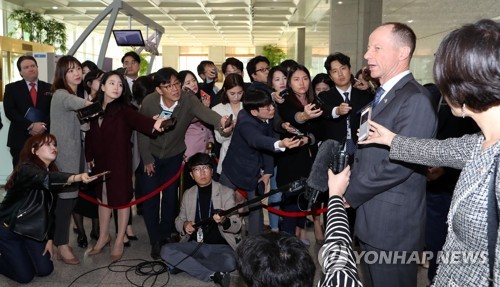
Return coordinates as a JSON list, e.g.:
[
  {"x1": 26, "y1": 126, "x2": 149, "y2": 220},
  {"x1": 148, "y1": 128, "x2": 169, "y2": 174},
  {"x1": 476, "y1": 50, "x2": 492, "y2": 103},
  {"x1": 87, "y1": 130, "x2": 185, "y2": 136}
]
[{"x1": 318, "y1": 195, "x2": 363, "y2": 287}]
